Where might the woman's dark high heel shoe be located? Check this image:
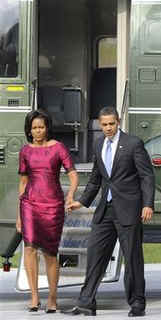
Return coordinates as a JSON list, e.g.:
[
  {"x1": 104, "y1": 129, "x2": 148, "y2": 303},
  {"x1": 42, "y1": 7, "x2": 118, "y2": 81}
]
[{"x1": 28, "y1": 302, "x2": 41, "y2": 312}]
